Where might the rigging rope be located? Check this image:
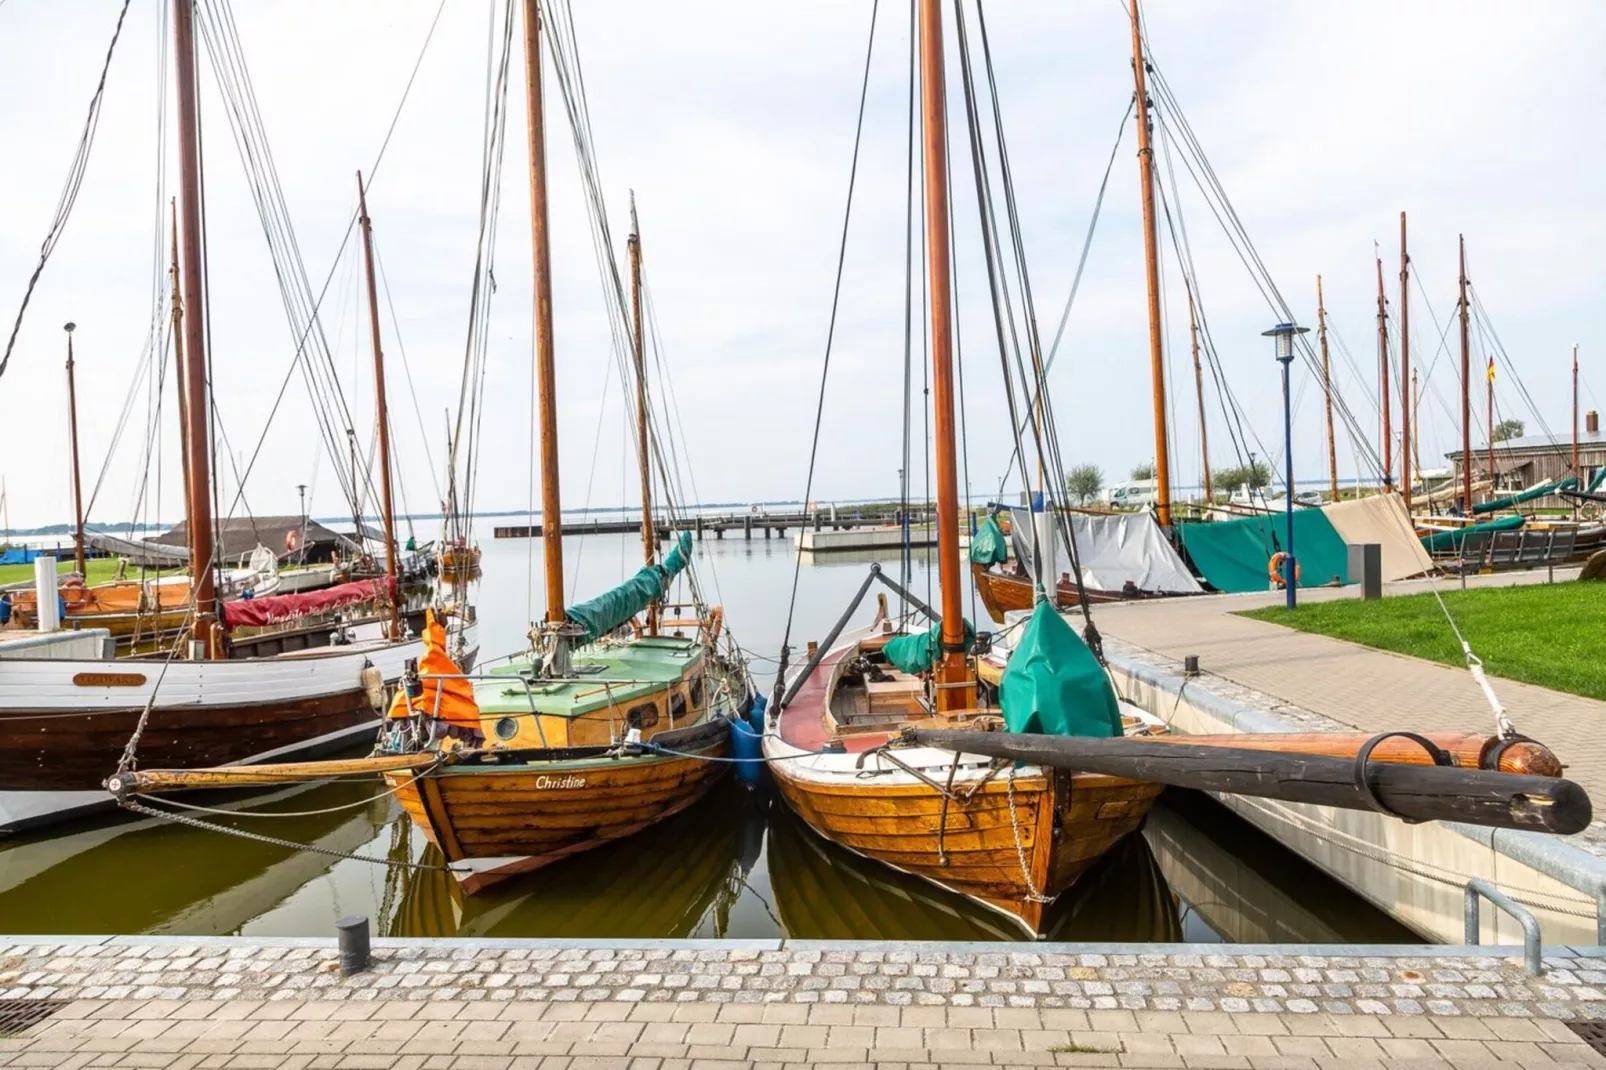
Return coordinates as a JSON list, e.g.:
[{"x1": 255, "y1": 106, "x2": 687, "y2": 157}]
[
  {"x1": 773, "y1": 0, "x2": 882, "y2": 709},
  {"x1": 0, "y1": 0, "x2": 134, "y2": 383}
]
